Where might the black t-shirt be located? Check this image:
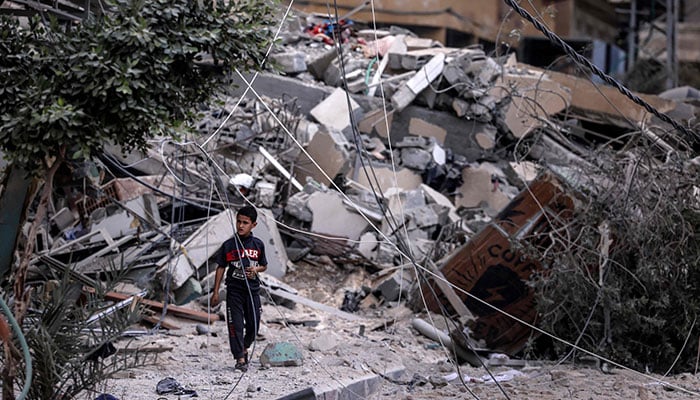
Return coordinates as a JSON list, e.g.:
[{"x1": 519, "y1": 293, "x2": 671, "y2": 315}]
[{"x1": 216, "y1": 234, "x2": 267, "y2": 291}]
